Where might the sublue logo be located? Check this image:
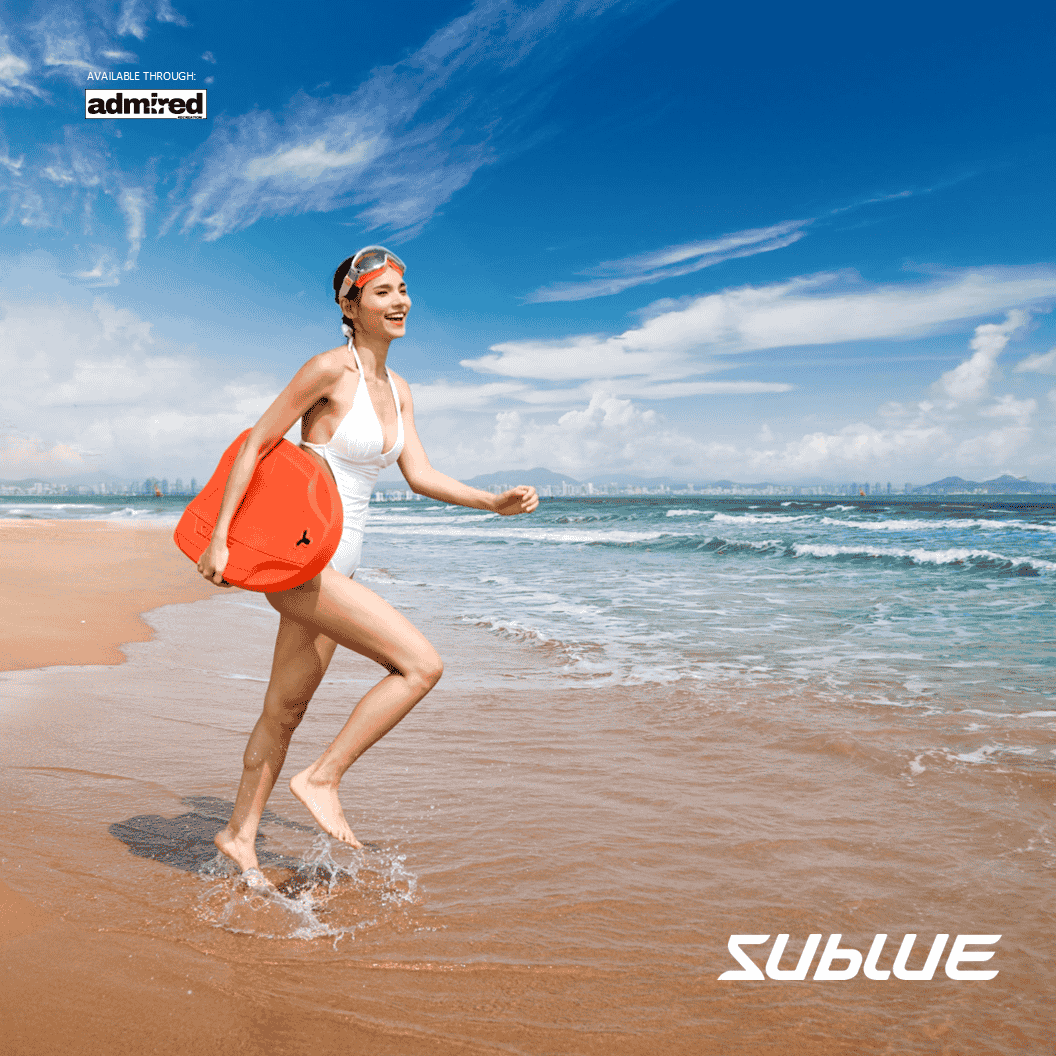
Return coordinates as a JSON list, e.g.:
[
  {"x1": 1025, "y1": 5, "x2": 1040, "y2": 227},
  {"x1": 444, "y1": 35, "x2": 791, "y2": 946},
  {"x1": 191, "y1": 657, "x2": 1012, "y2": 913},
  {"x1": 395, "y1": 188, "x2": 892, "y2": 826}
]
[{"x1": 718, "y1": 933, "x2": 1000, "y2": 981}]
